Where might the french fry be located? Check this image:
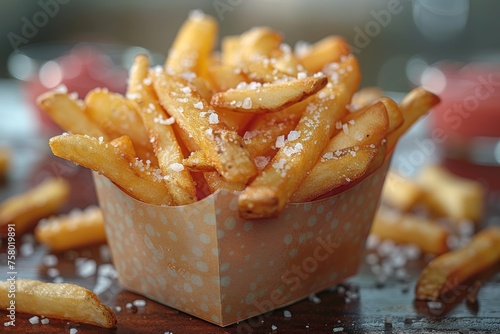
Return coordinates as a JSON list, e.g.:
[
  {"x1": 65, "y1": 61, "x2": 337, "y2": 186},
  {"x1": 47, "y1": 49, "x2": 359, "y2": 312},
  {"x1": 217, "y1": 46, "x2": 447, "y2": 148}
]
[
  {"x1": 35, "y1": 206, "x2": 106, "y2": 252},
  {"x1": 371, "y1": 208, "x2": 449, "y2": 255},
  {"x1": 208, "y1": 64, "x2": 248, "y2": 92},
  {"x1": 84, "y1": 88, "x2": 156, "y2": 164},
  {"x1": 297, "y1": 36, "x2": 351, "y2": 73},
  {"x1": 326, "y1": 100, "x2": 389, "y2": 152},
  {"x1": 211, "y1": 75, "x2": 327, "y2": 113},
  {"x1": 291, "y1": 145, "x2": 379, "y2": 202},
  {"x1": 152, "y1": 70, "x2": 257, "y2": 184},
  {"x1": 417, "y1": 165, "x2": 484, "y2": 222},
  {"x1": 386, "y1": 87, "x2": 440, "y2": 152},
  {"x1": 243, "y1": 97, "x2": 311, "y2": 158},
  {"x1": 0, "y1": 279, "x2": 116, "y2": 328},
  {"x1": 381, "y1": 172, "x2": 424, "y2": 212},
  {"x1": 110, "y1": 135, "x2": 137, "y2": 158},
  {"x1": 0, "y1": 178, "x2": 70, "y2": 235},
  {"x1": 165, "y1": 9, "x2": 218, "y2": 77},
  {"x1": 37, "y1": 90, "x2": 105, "y2": 139},
  {"x1": 222, "y1": 27, "x2": 283, "y2": 67},
  {"x1": 183, "y1": 150, "x2": 215, "y2": 172},
  {"x1": 342, "y1": 97, "x2": 402, "y2": 134},
  {"x1": 379, "y1": 97, "x2": 404, "y2": 133},
  {"x1": 49, "y1": 134, "x2": 174, "y2": 206},
  {"x1": 129, "y1": 55, "x2": 197, "y2": 205},
  {"x1": 204, "y1": 171, "x2": 246, "y2": 194},
  {"x1": 240, "y1": 57, "x2": 292, "y2": 83},
  {"x1": 415, "y1": 227, "x2": 500, "y2": 301},
  {"x1": 351, "y1": 86, "x2": 384, "y2": 109},
  {"x1": 238, "y1": 55, "x2": 360, "y2": 219}
]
